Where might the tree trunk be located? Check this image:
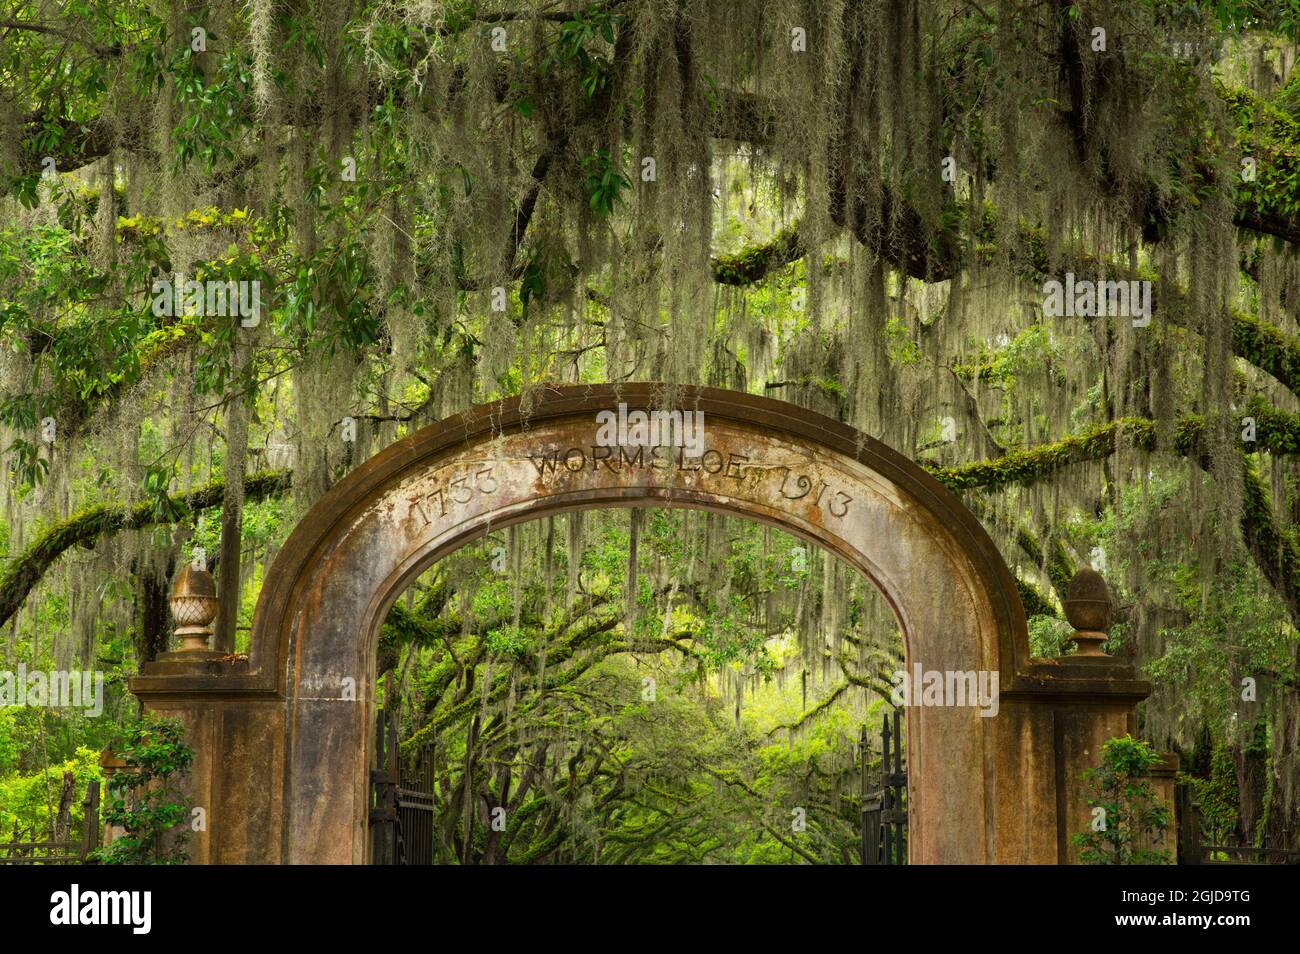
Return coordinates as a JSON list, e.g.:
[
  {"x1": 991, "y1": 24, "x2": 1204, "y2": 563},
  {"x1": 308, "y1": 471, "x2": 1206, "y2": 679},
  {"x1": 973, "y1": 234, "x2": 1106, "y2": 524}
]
[
  {"x1": 1264, "y1": 681, "x2": 1300, "y2": 849},
  {"x1": 1231, "y1": 726, "x2": 1270, "y2": 844},
  {"x1": 213, "y1": 343, "x2": 252, "y2": 653},
  {"x1": 133, "y1": 559, "x2": 173, "y2": 664},
  {"x1": 53, "y1": 771, "x2": 75, "y2": 842}
]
